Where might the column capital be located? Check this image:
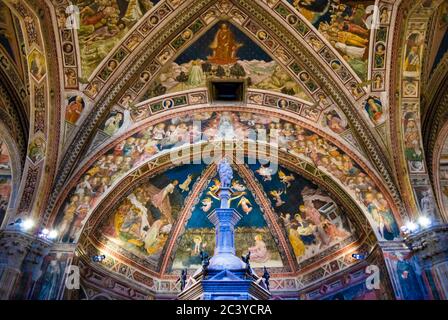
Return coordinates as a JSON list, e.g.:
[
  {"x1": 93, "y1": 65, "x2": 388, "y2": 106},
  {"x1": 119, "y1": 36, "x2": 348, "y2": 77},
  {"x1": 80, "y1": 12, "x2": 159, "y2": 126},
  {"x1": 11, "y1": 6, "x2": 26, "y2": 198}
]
[
  {"x1": 404, "y1": 224, "x2": 448, "y2": 266},
  {"x1": 0, "y1": 230, "x2": 52, "y2": 271}
]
